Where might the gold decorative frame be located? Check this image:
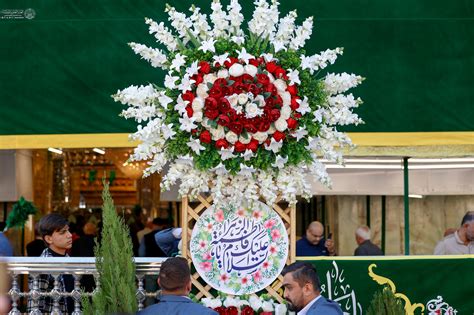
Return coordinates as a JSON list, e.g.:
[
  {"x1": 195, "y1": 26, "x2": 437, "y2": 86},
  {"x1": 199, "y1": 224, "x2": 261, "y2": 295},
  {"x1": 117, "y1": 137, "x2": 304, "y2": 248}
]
[{"x1": 181, "y1": 195, "x2": 296, "y2": 302}]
